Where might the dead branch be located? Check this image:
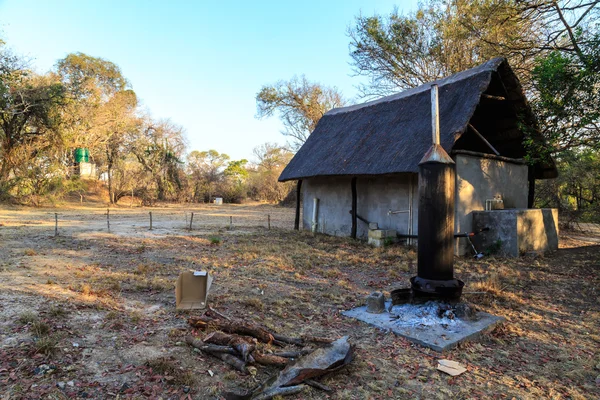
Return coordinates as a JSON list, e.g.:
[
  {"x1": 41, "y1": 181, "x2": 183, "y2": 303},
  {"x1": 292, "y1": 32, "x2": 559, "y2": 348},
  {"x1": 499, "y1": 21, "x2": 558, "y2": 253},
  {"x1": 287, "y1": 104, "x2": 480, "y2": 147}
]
[
  {"x1": 207, "y1": 305, "x2": 232, "y2": 321},
  {"x1": 204, "y1": 331, "x2": 256, "y2": 362},
  {"x1": 189, "y1": 316, "x2": 274, "y2": 344},
  {"x1": 270, "y1": 349, "x2": 314, "y2": 359},
  {"x1": 251, "y1": 384, "x2": 307, "y2": 400},
  {"x1": 272, "y1": 333, "x2": 335, "y2": 346},
  {"x1": 184, "y1": 336, "x2": 237, "y2": 355},
  {"x1": 302, "y1": 335, "x2": 335, "y2": 344},
  {"x1": 208, "y1": 351, "x2": 248, "y2": 374},
  {"x1": 185, "y1": 335, "x2": 248, "y2": 373},
  {"x1": 252, "y1": 352, "x2": 289, "y2": 367},
  {"x1": 271, "y1": 334, "x2": 303, "y2": 346},
  {"x1": 305, "y1": 379, "x2": 332, "y2": 392}
]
